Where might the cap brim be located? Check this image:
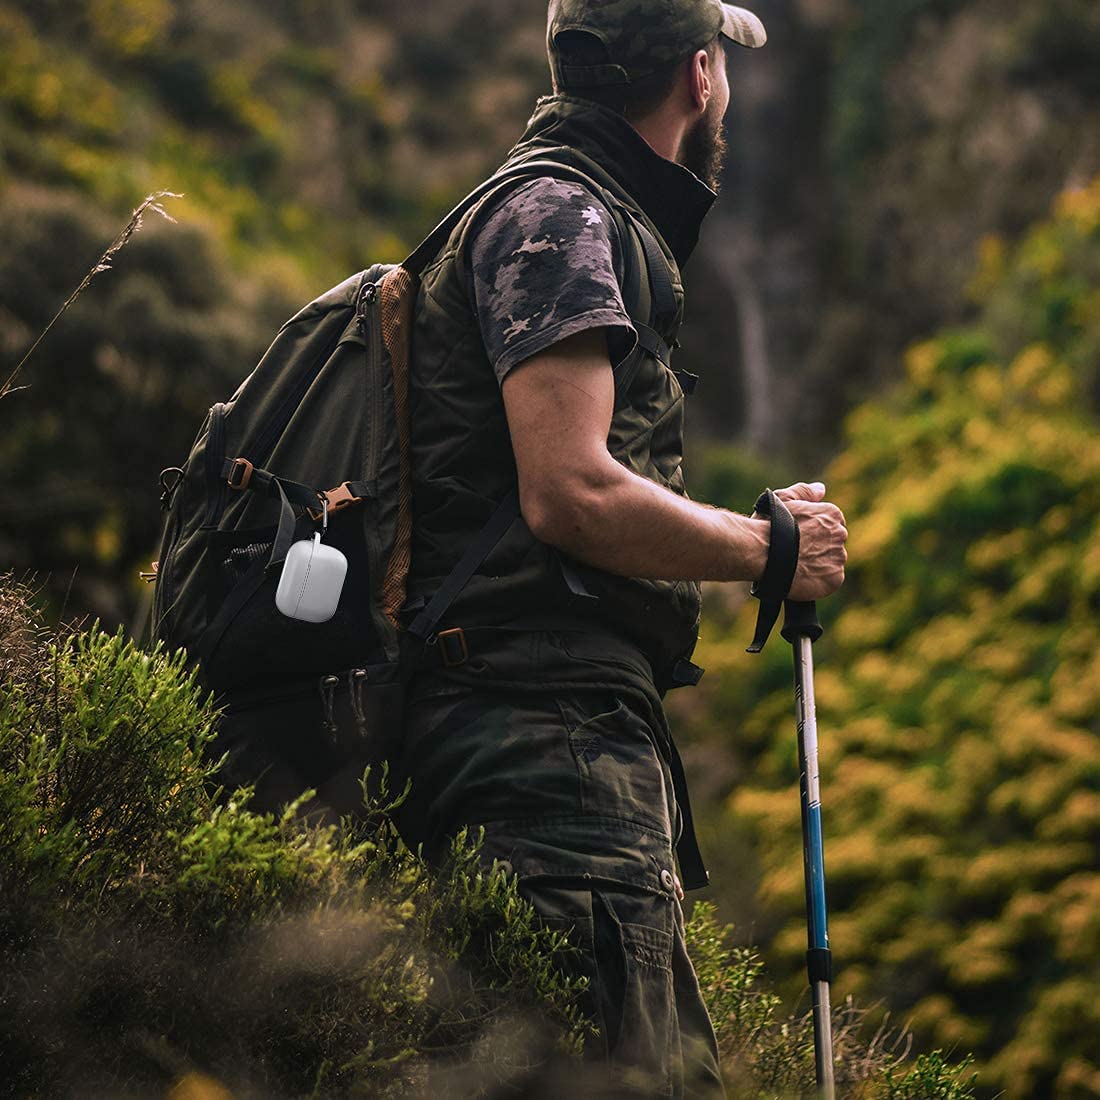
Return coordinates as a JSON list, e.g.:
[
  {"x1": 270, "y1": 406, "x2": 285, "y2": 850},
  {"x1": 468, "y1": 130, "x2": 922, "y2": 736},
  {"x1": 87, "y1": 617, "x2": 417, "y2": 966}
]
[{"x1": 720, "y1": 4, "x2": 767, "y2": 48}]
